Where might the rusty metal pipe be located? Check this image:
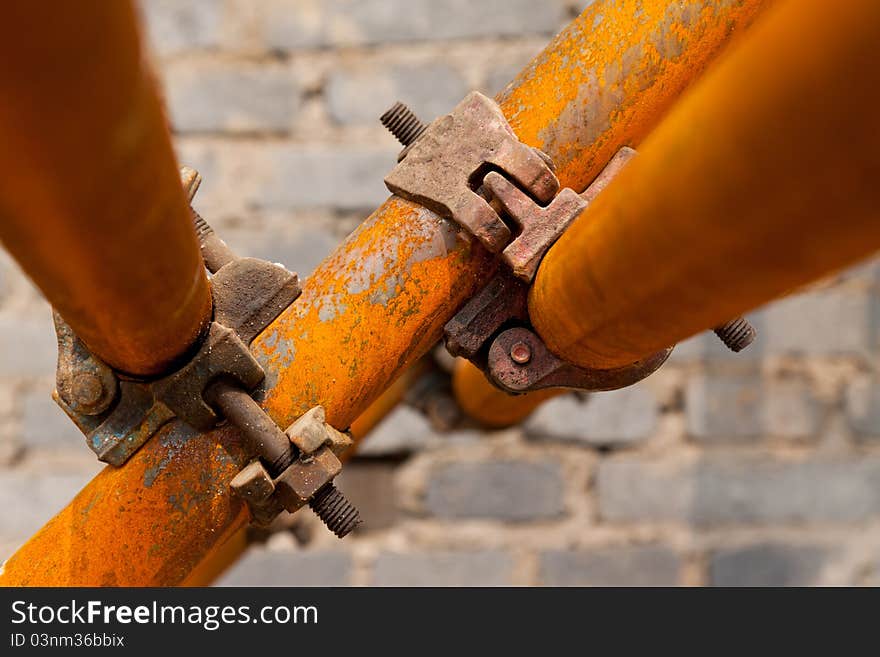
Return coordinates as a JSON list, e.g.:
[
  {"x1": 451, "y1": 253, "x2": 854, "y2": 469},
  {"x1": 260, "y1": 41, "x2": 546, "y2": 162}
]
[
  {"x1": 0, "y1": 1, "x2": 211, "y2": 376},
  {"x1": 529, "y1": 0, "x2": 880, "y2": 370},
  {"x1": 0, "y1": 0, "x2": 769, "y2": 586}
]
